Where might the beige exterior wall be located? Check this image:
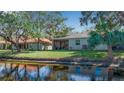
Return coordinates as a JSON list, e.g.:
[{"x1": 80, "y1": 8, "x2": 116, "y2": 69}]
[{"x1": 68, "y1": 38, "x2": 88, "y2": 50}]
